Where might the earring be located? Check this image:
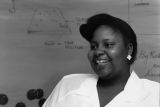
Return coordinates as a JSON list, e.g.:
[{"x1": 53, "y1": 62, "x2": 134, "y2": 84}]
[{"x1": 127, "y1": 55, "x2": 132, "y2": 60}]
